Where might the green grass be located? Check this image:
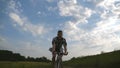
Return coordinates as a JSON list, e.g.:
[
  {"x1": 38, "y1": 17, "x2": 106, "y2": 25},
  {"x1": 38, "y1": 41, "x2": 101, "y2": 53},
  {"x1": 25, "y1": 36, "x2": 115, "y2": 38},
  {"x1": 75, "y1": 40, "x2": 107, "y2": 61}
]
[
  {"x1": 64, "y1": 50, "x2": 120, "y2": 68},
  {"x1": 0, "y1": 50, "x2": 120, "y2": 68},
  {"x1": 0, "y1": 61, "x2": 52, "y2": 68}
]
